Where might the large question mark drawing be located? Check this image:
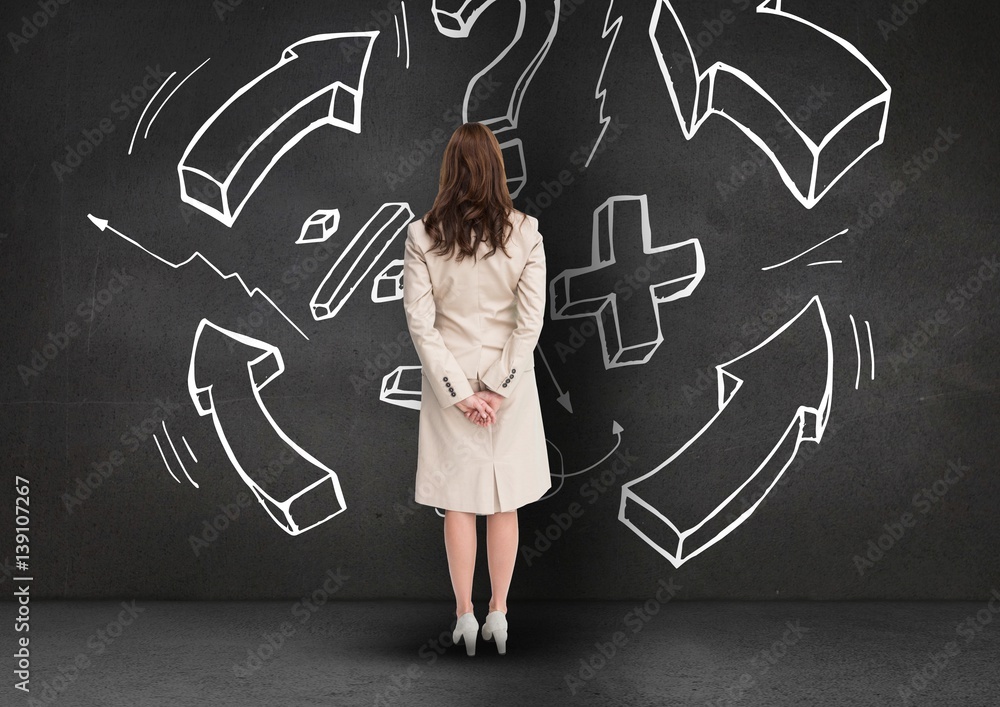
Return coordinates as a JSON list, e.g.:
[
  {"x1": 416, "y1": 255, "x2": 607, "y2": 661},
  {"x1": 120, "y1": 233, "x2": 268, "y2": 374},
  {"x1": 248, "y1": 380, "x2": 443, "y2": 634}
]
[{"x1": 431, "y1": 0, "x2": 561, "y2": 197}]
